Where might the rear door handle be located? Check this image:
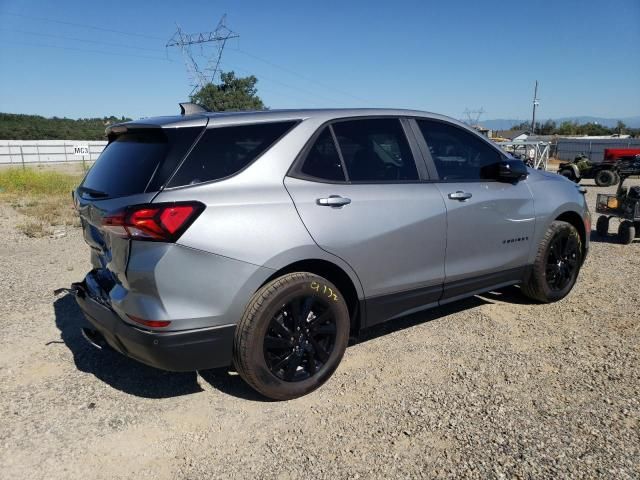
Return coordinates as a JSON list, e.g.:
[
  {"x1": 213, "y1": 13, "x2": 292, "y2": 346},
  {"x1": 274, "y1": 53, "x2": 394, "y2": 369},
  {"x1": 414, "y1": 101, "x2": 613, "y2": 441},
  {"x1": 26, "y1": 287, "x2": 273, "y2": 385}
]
[
  {"x1": 448, "y1": 191, "x2": 473, "y2": 201},
  {"x1": 316, "y1": 195, "x2": 351, "y2": 207}
]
